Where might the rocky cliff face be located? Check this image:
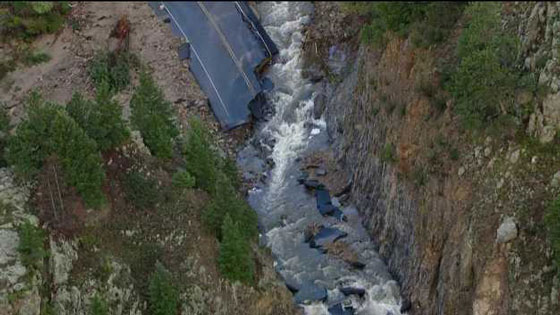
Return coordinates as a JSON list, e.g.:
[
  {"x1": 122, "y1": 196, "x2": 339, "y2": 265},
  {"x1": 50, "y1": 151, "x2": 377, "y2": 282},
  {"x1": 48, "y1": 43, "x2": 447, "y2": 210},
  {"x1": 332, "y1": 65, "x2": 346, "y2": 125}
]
[{"x1": 303, "y1": 2, "x2": 560, "y2": 314}]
